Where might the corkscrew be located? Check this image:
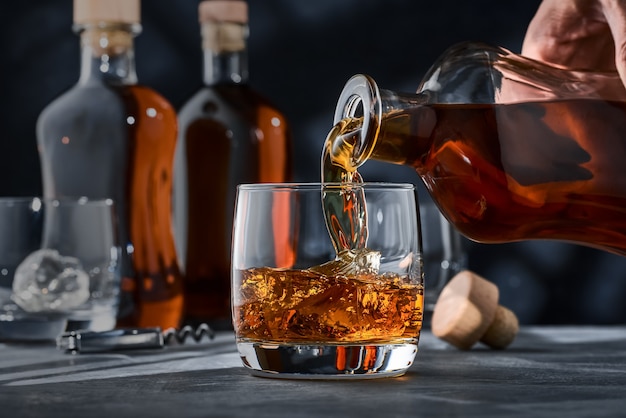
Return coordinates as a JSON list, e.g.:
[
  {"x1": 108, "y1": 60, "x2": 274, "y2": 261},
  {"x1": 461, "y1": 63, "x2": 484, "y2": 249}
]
[{"x1": 57, "y1": 323, "x2": 216, "y2": 354}]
